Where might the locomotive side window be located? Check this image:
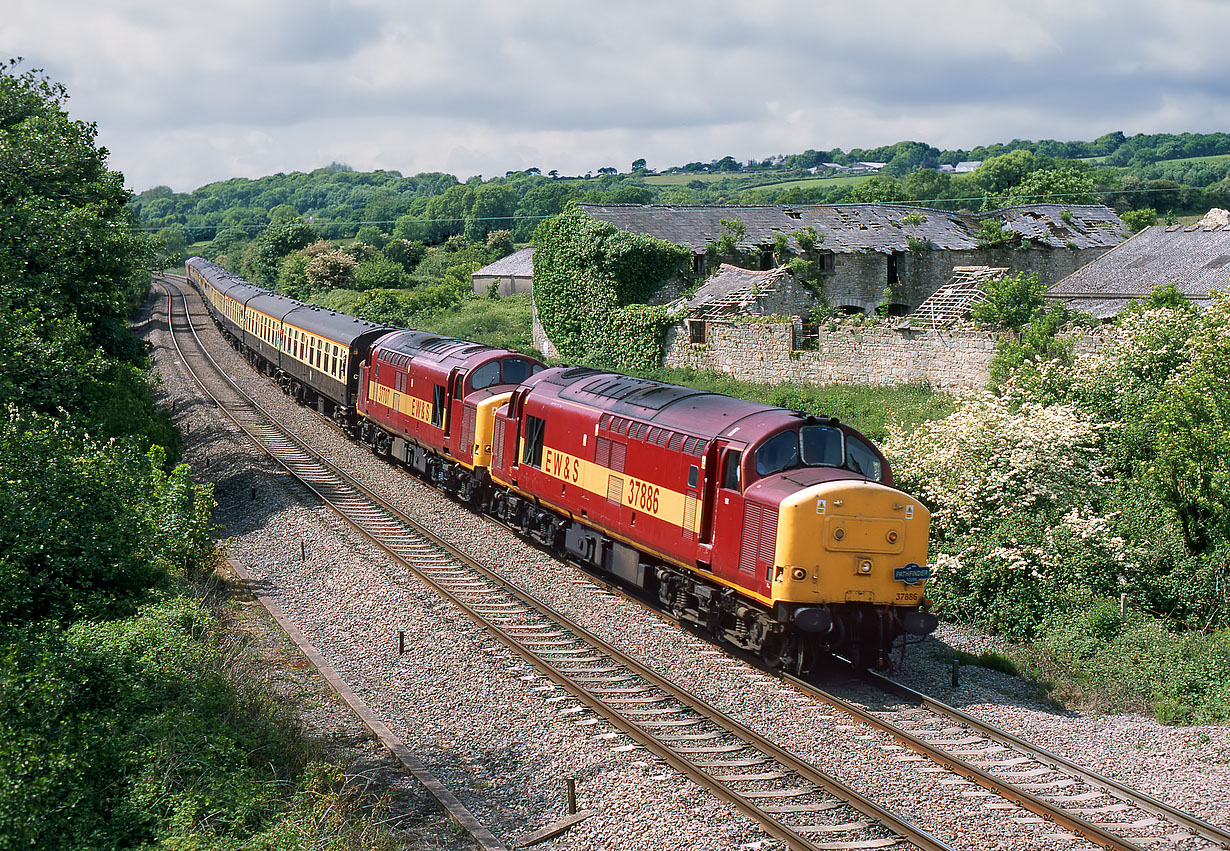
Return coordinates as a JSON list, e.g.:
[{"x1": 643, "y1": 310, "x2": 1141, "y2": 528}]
[
  {"x1": 721, "y1": 450, "x2": 742, "y2": 490},
  {"x1": 755, "y1": 431, "x2": 800, "y2": 476},
  {"x1": 470, "y1": 361, "x2": 501, "y2": 390},
  {"x1": 801, "y1": 425, "x2": 843, "y2": 467},
  {"x1": 845, "y1": 435, "x2": 884, "y2": 481},
  {"x1": 522, "y1": 414, "x2": 545, "y2": 467},
  {"x1": 431, "y1": 385, "x2": 446, "y2": 427},
  {"x1": 688, "y1": 465, "x2": 699, "y2": 488}
]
